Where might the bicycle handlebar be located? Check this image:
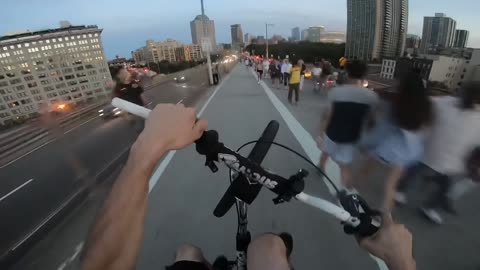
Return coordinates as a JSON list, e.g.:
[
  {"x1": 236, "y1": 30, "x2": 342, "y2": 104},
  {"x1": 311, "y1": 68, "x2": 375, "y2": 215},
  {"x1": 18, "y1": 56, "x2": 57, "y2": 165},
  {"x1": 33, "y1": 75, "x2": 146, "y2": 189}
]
[{"x1": 112, "y1": 98, "x2": 381, "y2": 237}]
